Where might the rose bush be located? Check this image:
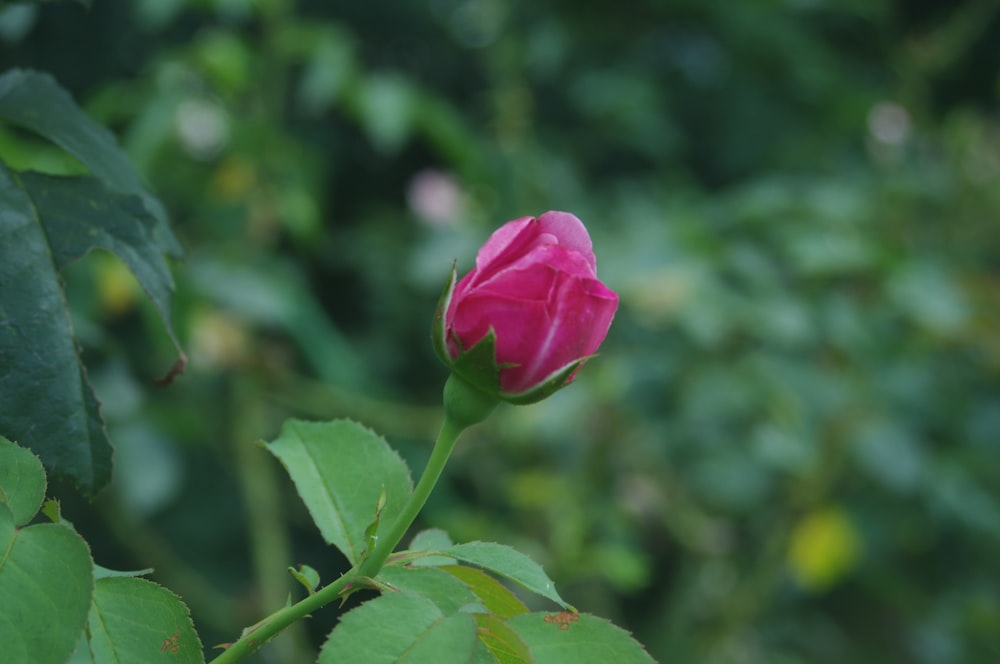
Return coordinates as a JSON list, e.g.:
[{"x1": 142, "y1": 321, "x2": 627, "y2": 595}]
[{"x1": 434, "y1": 211, "x2": 619, "y2": 403}]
